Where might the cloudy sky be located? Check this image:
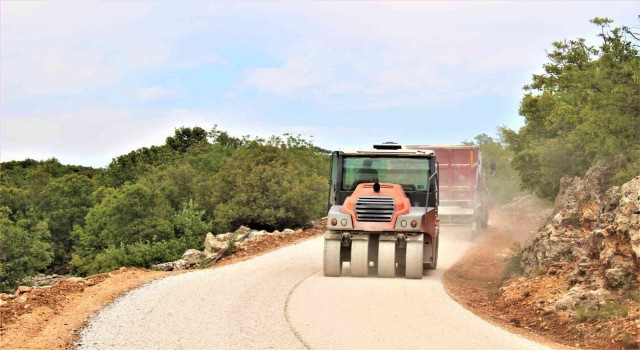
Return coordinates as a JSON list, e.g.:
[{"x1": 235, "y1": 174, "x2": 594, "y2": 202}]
[{"x1": 1, "y1": 1, "x2": 638, "y2": 167}]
